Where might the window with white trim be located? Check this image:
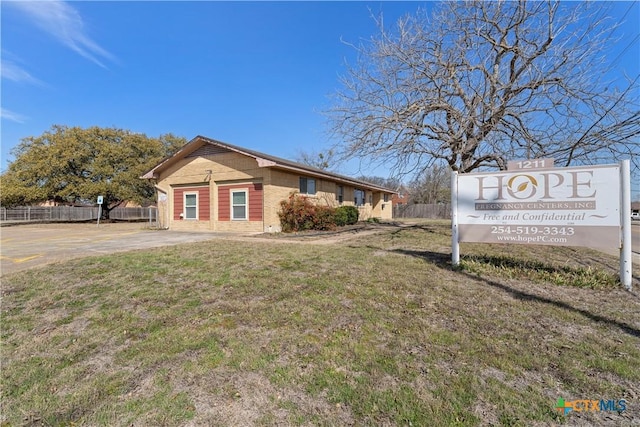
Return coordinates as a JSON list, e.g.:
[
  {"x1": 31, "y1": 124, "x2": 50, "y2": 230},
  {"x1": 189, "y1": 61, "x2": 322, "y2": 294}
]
[
  {"x1": 337, "y1": 185, "x2": 344, "y2": 204},
  {"x1": 299, "y1": 177, "x2": 316, "y2": 195},
  {"x1": 184, "y1": 192, "x2": 198, "y2": 220},
  {"x1": 384, "y1": 193, "x2": 389, "y2": 202},
  {"x1": 231, "y1": 190, "x2": 248, "y2": 220}
]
